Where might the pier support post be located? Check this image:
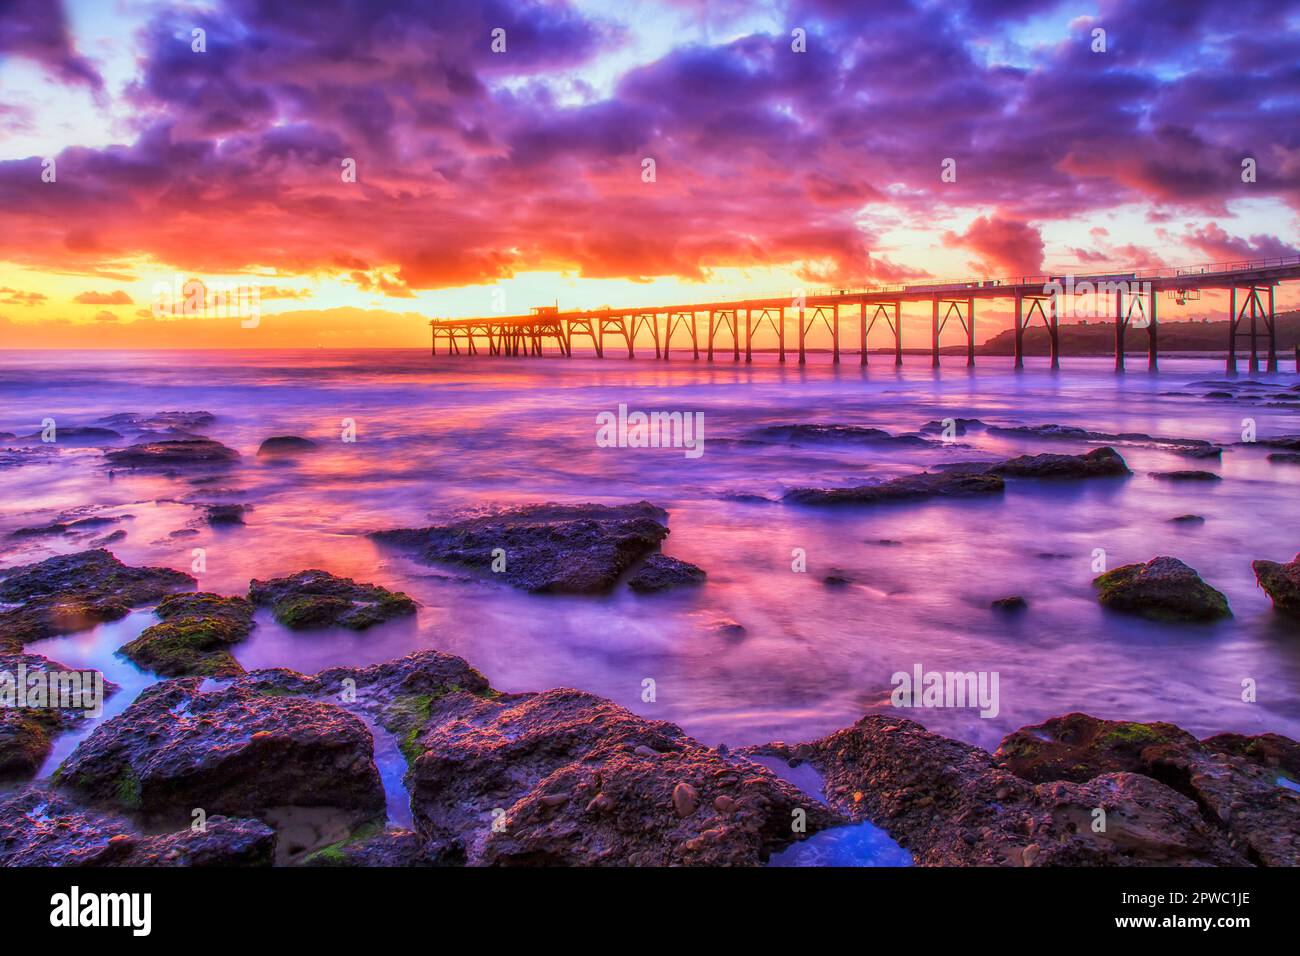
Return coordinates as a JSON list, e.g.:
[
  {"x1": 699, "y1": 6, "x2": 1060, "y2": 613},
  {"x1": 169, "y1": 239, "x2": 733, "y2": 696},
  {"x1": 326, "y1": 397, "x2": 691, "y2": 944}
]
[
  {"x1": 1049, "y1": 292, "x2": 1061, "y2": 370},
  {"x1": 779, "y1": 308, "x2": 786, "y2": 363},
  {"x1": 1147, "y1": 287, "x2": 1158, "y2": 371},
  {"x1": 1115, "y1": 288, "x2": 1125, "y2": 371},
  {"x1": 859, "y1": 302, "x2": 868, "y2": 366},
  {"x1": 1267, "y1": 285, "x2": 1278, "y2": 373},
  {"x1": 745, "y1": 309, "x2": 752, "y2": 363},
  {"x1": 732, "y1": 312, "x2": 740, "y2": 363},
  {"x1": 798, "y1": 305, "x2": 806, "y2": 364},
  {"x1": 832, "y1": 304, "x2": 840, "y2": 364},
  {"x1": 893, "y1": 302, "x2": 902, "y2": 366},
  {"x1": 966, "y1": 297, "x2": 975, "y2": 367},
  {"x1": 1227, "y1": 288, "x2": 1236, "y2": 375},
  {"x1": 1014, "y1": 293, "x2": 1024, "y2": 369},
  {"x1": 707, "y1": 310, "x2": 715, "y2": 362},
  {"x1": 931, "y1": 297, "x2": 940, "y2": 367},
  {"x1": 691, "y1": 312, "x2": 699, "y2": 360}
]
